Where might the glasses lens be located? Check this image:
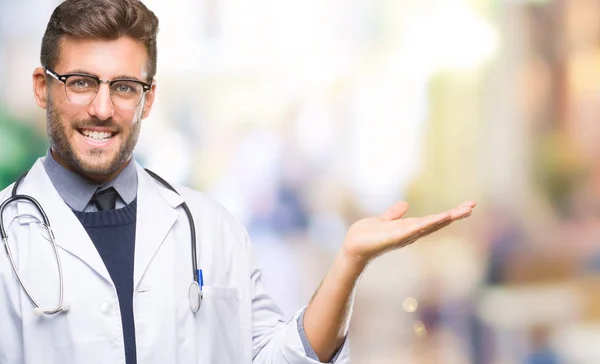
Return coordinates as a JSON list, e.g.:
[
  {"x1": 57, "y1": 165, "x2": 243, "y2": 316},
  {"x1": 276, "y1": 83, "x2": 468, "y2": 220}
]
[
  {"x1": 64, "y1": 75, "x2": 99, "y2": 105},
  {"x1": 110, "y1": 81, "x2": 144, "y2": 109}
]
